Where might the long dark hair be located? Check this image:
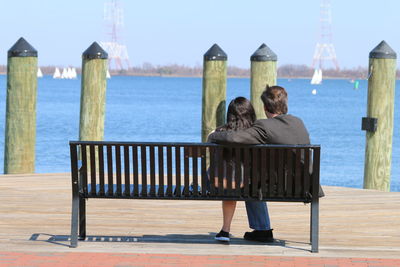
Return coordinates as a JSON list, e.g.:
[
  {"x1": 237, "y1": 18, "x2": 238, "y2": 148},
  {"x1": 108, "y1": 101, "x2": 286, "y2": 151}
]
[{"x1": 217, "y1": 97, "x2": 256, "y2": 132}]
